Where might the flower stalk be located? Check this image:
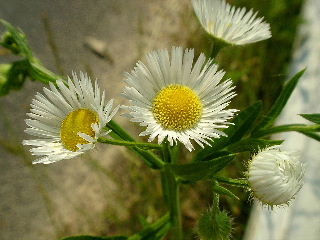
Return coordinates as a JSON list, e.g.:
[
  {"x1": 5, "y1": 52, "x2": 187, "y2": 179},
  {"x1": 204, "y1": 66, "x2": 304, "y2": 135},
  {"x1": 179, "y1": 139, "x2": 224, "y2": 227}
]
[{"x1": 98, "y1": 137, "x2": 162, "y2": 150}]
